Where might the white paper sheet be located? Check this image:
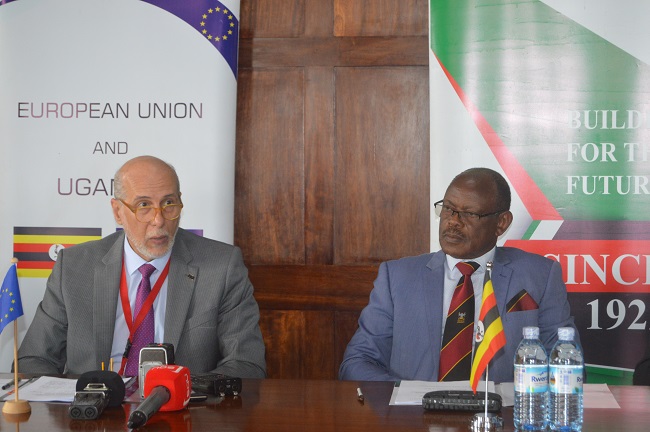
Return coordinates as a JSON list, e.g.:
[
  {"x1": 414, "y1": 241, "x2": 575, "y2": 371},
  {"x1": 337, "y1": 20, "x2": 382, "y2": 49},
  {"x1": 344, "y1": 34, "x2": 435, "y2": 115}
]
[
  {"x1": 389, "y1": 380, "x2": 496, "y2": 405},
  {"x1": 495, "y1": 382, "x2": 620, "y2": 409},
  {"x1": 394, "y1": 381, "x2": 621, "y2": 409},
  {"x1": 7, "y1": 375, "x2": 133, "y2": 403},
  {"x1": 583, "y1": 383, "x2": 621, "y2": 409},
  {"x1": 14, "y1": 376, "x2": 78, "y2": 402}
]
